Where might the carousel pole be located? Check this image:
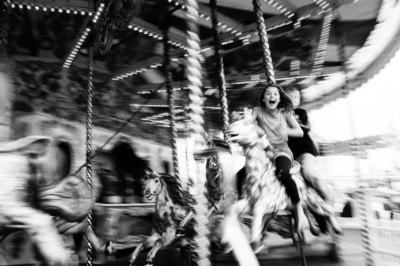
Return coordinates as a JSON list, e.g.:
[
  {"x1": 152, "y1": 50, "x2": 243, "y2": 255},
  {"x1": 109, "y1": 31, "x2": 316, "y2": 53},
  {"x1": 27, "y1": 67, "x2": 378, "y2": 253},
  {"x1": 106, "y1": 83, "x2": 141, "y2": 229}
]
[
  {"x1": 209, "y1": 0, "x2": 229, "y2": 140},
  {"x1": 252, "y1": 0, "x2": 275, "y2": 85},
  {"x1": 334, "y1": 17, "x2": 375, "y2": 266},
  {"x1": 184, "y1": 0, "x2": 211, "y2": 265},
  {"x1": 163, "y1": 7, "x2": 180, "y2": 180},
  {"x1": 290, "y1": 13, "x2": 301, "y2": 77},
  {"x1": 0, "y1": 0, "x2": 13, "y2": 142},
  {"x1": 85, "y1": 46, "x2": 95, "y2": 266}
]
